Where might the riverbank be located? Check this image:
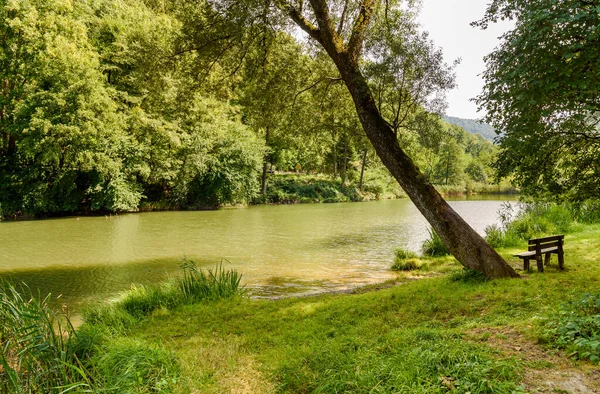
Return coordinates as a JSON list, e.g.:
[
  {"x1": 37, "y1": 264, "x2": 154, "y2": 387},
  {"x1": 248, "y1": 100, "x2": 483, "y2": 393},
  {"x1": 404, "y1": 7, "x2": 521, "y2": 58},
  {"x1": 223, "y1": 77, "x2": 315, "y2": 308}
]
[
  {"x1": 255, "y1": 173, "x2": 518, "y2": 204},
  {"x1": 0, "y1": 173, "x2": 517, "y2": 221},
  {"x1": 65, "y1": 222, "x2": 600, "y2": 393}
]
